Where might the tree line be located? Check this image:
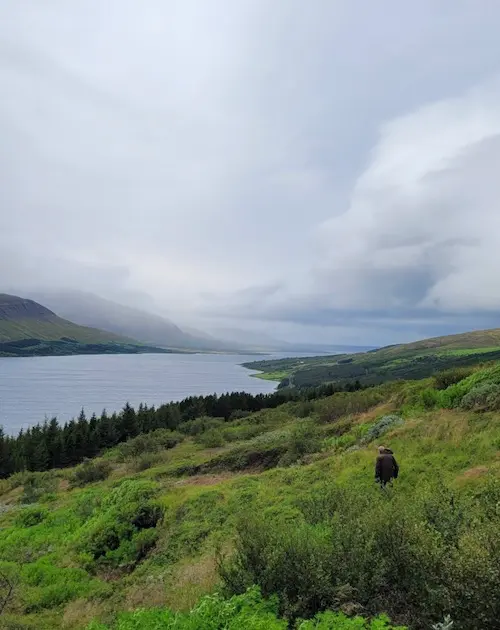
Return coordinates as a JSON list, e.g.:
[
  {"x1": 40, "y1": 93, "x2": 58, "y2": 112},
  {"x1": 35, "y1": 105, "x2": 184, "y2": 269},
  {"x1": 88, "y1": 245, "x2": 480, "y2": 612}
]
[{"x1": 0, "y1": 381, "x2": 363, "y2": 477}]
